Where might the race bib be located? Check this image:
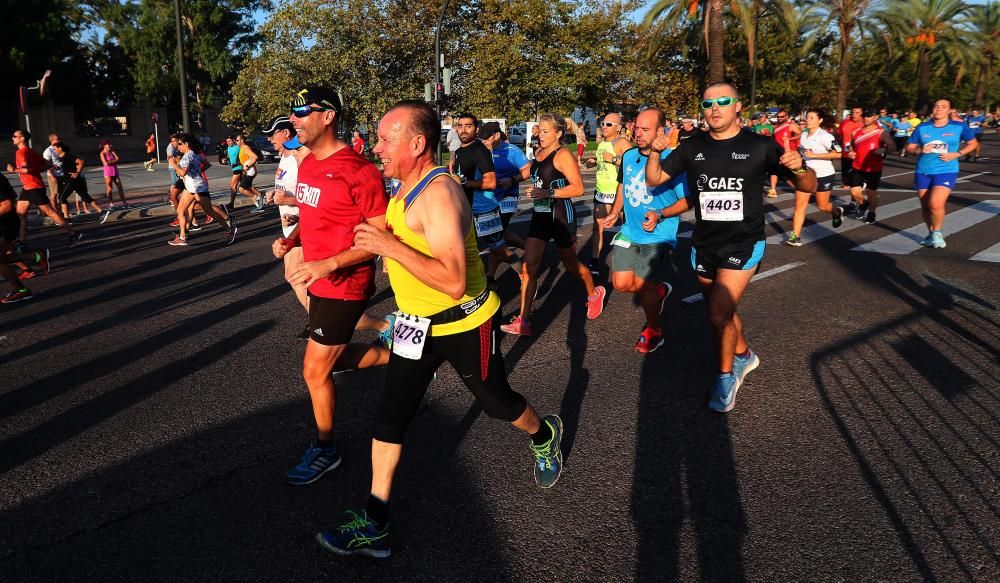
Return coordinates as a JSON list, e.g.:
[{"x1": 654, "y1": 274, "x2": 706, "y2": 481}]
[
  {"x1": 246, "y1": 166, "x2": 257, "y2": 177},
  {"x1": 924, "y1": 140, "x2": 948, "y2": 154},
  {"x1": 499, "y1": 197, "x2": 518, "y2": 214},
  {"x1": 969, "y1": 122, "x2": 980, "y2": 129},
  {"x1": 595, "y1": 189, "x2": 615, "y2": 204},
  {"x1": 474, "y1": 209, "x2": 502, "y2": 237},
  {"x1": 699, "y1": 192, "x2": 744, "y2": 222},
  {"x1": 533, "y1": 197, "x2": 553, "y2": 213},
  {"x1": 611, "y1": 232, "x2": 631, "y2": 248},
  {"x1": 391, "y1": 312, "x2": 430, "y2": 360}
]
